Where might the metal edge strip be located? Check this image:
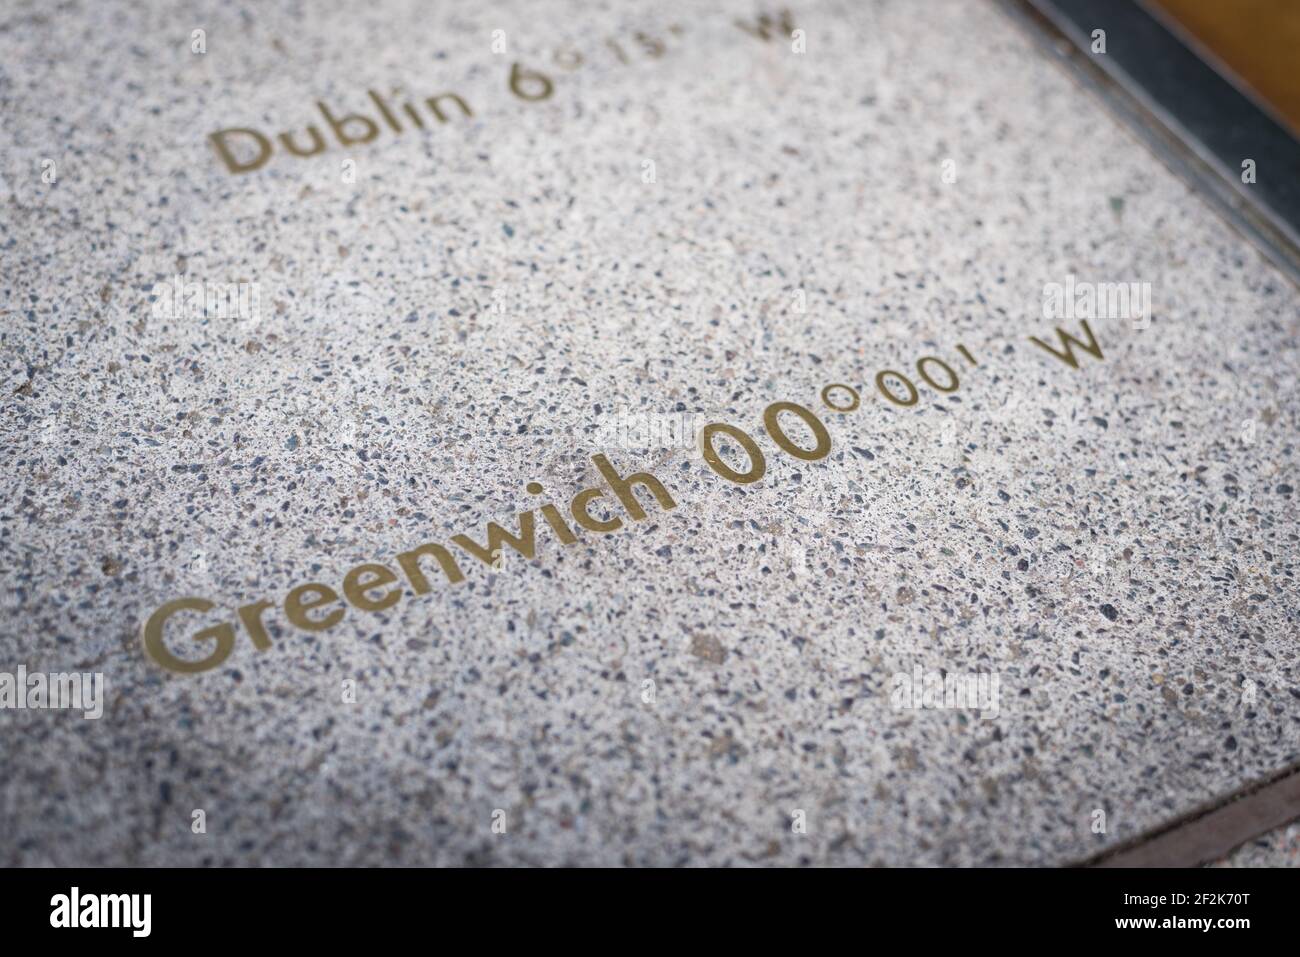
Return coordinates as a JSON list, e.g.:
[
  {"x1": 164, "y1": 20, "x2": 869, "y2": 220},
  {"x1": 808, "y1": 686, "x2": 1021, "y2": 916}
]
[
  {"x1": 1080, "y1": 760, "x2": 1300, "y2": 867},
  {"x1": 993, "y1": 0, "x2": 1300, "y2": 288}
]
